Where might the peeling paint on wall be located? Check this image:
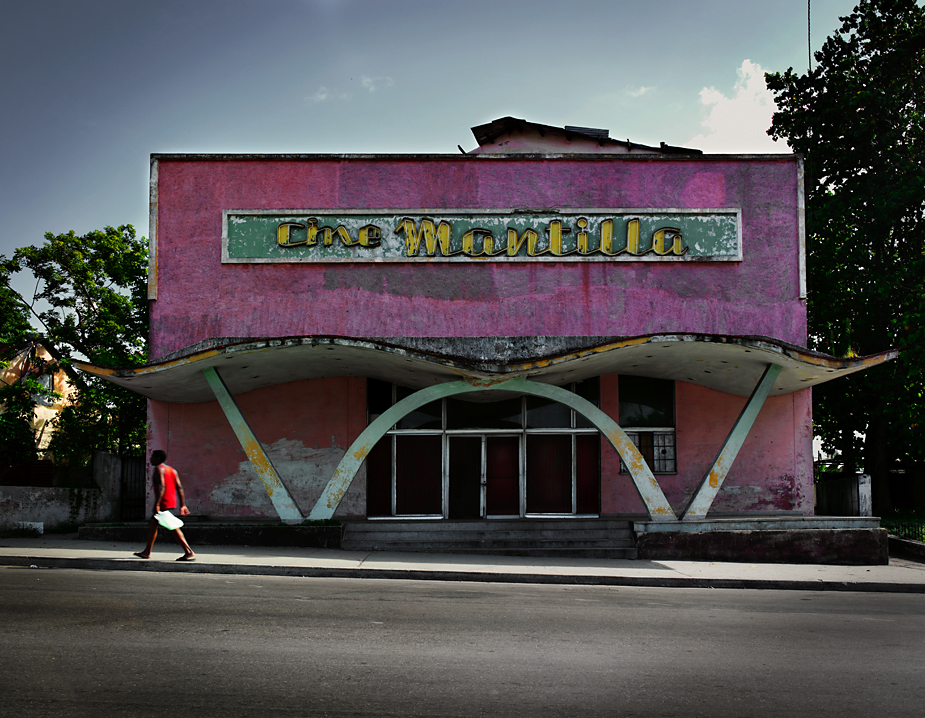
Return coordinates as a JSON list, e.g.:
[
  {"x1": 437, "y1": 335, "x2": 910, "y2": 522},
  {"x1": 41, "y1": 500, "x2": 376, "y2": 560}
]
[{"x1": 209, "y1": 438, "x2": 365, "y2": 518}]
